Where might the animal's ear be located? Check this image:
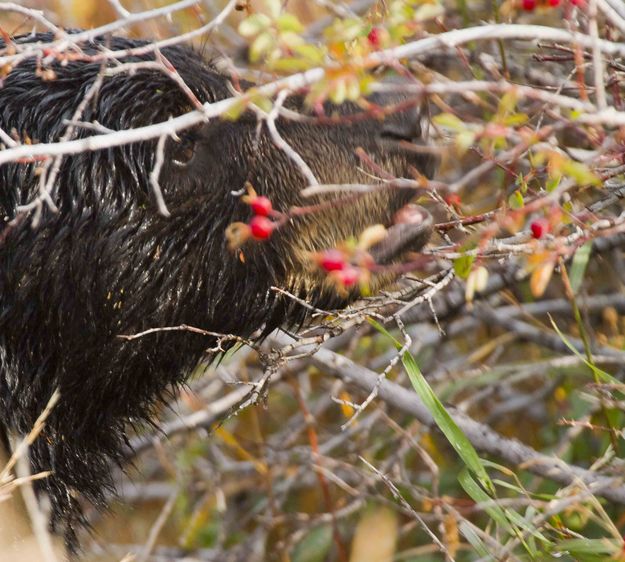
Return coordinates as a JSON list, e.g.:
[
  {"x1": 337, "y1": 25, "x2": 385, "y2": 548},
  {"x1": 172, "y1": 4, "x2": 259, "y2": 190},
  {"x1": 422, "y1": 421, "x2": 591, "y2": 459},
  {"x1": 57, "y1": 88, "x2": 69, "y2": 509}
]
[
  {"x1": 378, "y1": 105, "x2": 423, "y2": 144},
  {"x1": 376, "y1": 98, "x2": 432, "y2": 146}
]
